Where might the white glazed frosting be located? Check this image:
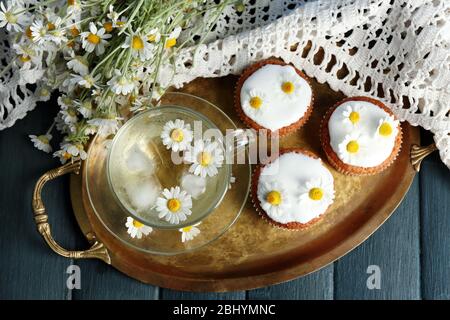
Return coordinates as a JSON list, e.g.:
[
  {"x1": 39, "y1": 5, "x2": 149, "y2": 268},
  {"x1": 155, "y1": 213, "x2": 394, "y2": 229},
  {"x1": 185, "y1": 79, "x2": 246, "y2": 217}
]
[
  {"x1": 257, "y1": 152, "x2": 335, "y2": 224},
  {"x1": 240, "y1": 64, "x2": 312, "y2": 131},
  {"x1": 328, "y1": 100, "x2": 400, "y2": 167}
]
